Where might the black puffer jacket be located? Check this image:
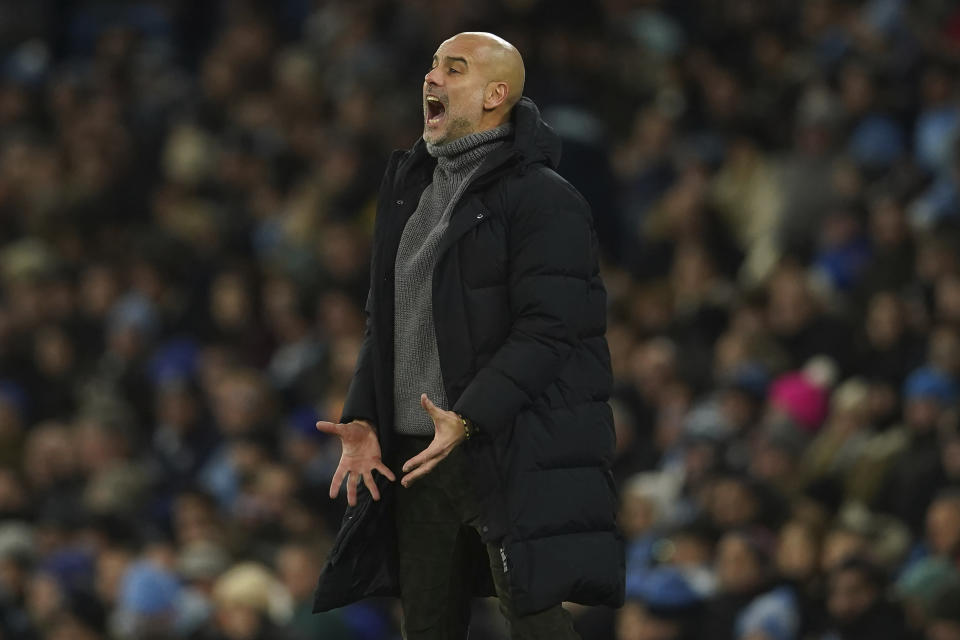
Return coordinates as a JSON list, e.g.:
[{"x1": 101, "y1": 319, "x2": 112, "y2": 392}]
[{"x1": 313, "y1": 97, "x2": 624, "y2": 616}]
